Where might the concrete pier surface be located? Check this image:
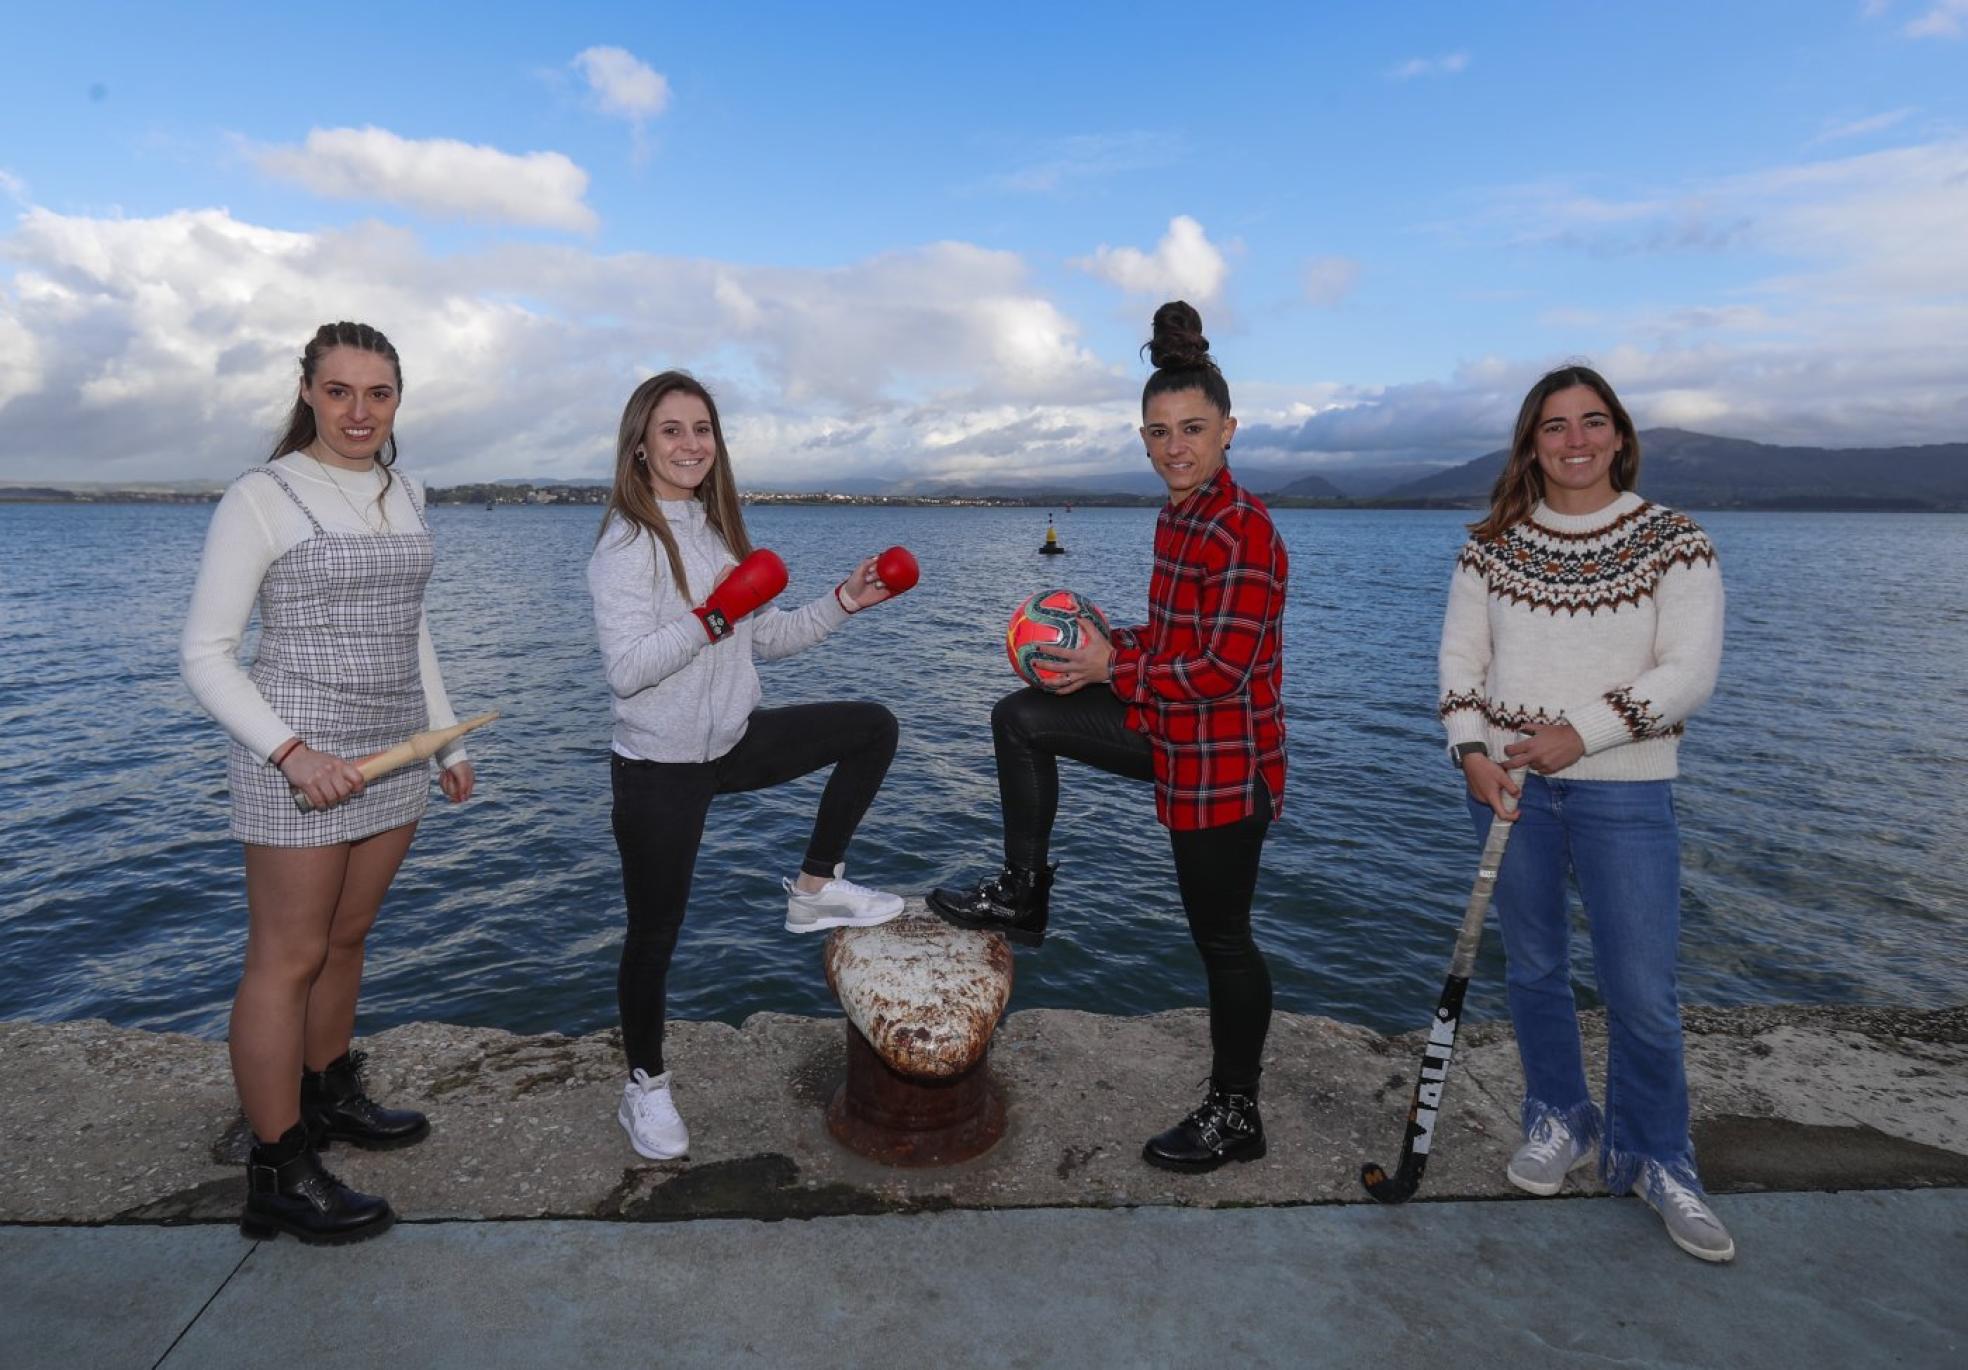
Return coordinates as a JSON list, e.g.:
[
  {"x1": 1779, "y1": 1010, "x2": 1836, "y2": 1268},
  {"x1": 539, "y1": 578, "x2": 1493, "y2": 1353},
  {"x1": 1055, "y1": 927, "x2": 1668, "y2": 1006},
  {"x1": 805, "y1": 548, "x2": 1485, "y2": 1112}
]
[
  {"x1": 2, "y1": 983, "x2": 1964, "y2": 1366},
  {"x1": 5, "y1": 1192, "x2": 1965, "y2": 1369}
]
